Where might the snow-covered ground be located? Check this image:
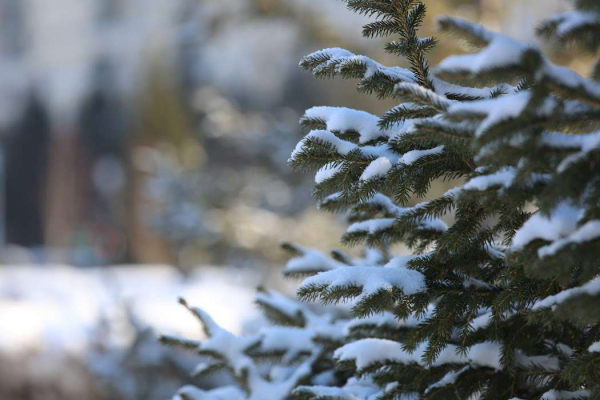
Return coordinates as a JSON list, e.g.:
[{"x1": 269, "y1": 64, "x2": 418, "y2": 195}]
[
  {"x1": 0, "y1": 265, "x2": 260, "y2": 354},
  {"x1": 0, "y1": 265, "x2": 263, "y2": 399}
]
